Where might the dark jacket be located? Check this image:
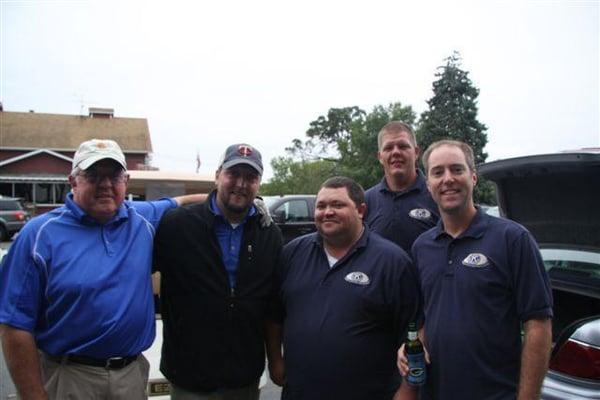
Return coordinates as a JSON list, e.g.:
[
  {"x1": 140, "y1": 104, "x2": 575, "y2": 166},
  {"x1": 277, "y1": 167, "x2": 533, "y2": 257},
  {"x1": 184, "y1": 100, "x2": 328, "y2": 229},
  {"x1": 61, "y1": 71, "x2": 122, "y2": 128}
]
[{"x1": 154, "y1": 192, "x2": 283, "y2": 391}]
